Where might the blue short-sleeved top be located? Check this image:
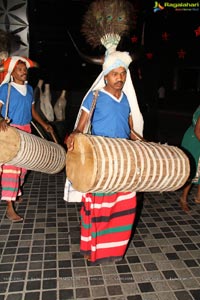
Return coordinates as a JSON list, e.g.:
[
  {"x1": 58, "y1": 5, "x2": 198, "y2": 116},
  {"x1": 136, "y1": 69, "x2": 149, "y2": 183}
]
[
  {"x1": 0, "y1": 83, "x2": 34, "y2": 125},
  {"x1": 82, "y1": 89, "x2": 131, "y2": 139}
]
